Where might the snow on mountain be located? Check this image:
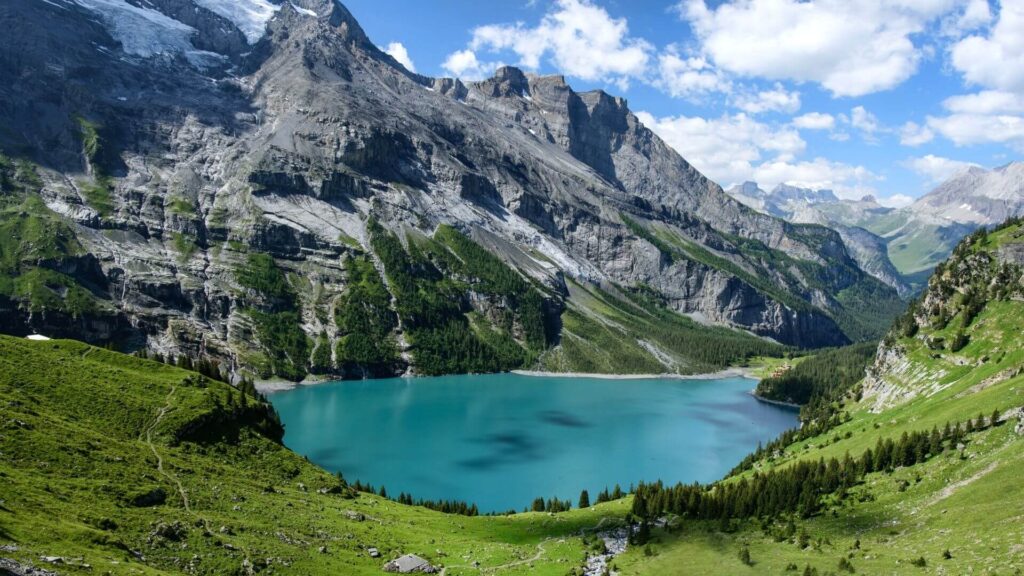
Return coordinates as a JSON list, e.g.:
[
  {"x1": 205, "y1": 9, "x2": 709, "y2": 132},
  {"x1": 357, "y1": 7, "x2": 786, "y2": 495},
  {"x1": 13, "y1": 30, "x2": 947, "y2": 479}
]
[
  {"x1": 192, "y1": 0, "x2": 281, "y2": 44},
  {"x1": 73, "y1": 0, "x2": 195, "y2": 57}
]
